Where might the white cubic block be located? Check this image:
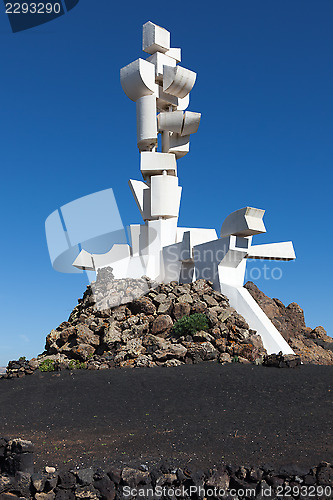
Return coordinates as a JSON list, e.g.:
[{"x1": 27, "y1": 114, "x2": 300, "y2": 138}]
[
  {"x1": 140, "y1": 151, "x2": 177, "y2": 179},
  {"x1": 150, "y1": 175, "x2": 182, "y2": 218},
  {"x1": 164, "y1": 48, "x2": 181, "y2": 62},
  {"x1": 147, "y1": 52, "x2": 176, "y2": 82},
  {"x1": 143, "y1": 21, "x2": 170, "y2": 54}
]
